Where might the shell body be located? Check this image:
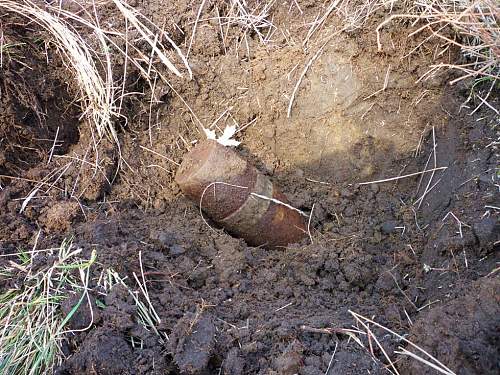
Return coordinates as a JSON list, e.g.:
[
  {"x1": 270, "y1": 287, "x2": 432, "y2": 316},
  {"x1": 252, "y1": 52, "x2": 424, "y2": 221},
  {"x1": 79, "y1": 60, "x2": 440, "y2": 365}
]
[{"x1": 175, "y1": 140, "x2": 306, "y2": 248}]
